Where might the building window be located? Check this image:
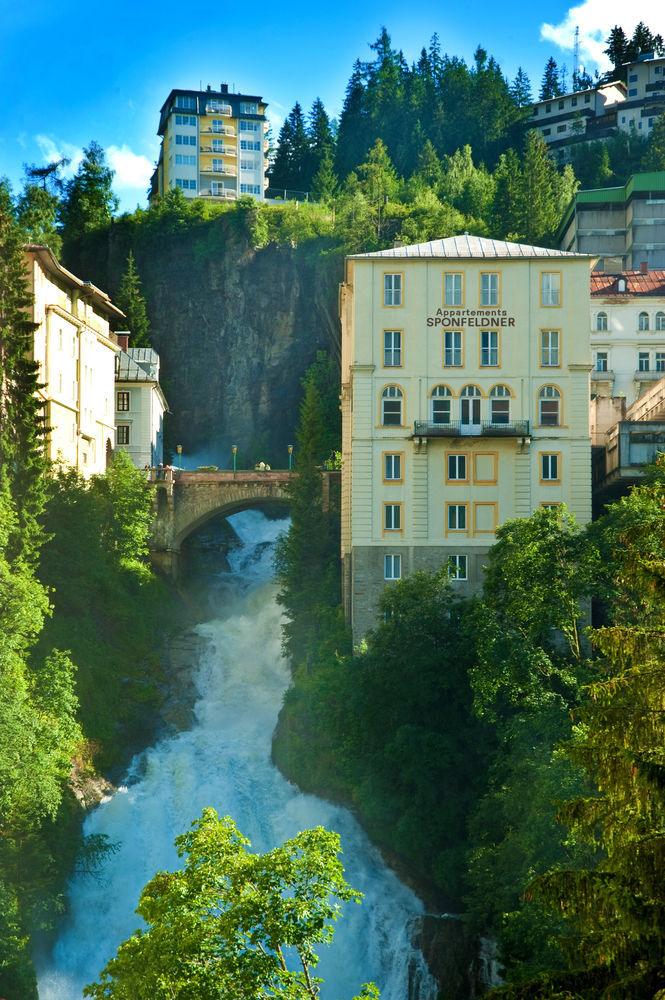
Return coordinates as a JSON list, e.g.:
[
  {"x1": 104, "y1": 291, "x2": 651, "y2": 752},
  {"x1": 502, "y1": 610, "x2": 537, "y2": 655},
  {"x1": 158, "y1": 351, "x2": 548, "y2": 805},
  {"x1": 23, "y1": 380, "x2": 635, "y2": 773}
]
[
  {"x1": 117, "y1": 391, "x2": 130, "y2": 411},
  {"x1": 595, "y1": 351, "x2": 609, "y2": 372},
  {"x1": 656, "y1": 352, "x2": 665, "y2": 372},
  {"x1": 175, "y1": 134, "x2": 196, "y2": 146},
  {"x1": 384, "y1": 554, "x2": 402, "y2": 580},
  {"x1": 480, "y1": 272, "x2": 499, "y2": 306},
  {"x1": 239, "y1": 121, "x2": 260, "y2": 132},
  {"x1": 460, "y1": 384, "x2": 482, "y2": 425},
  {"x1": 541, "y1": 453, "x2": 560, "y2": 481},
  {"x1": 584, "y1": 93, "x2": 591, "y2": 103},
  {"x1": 489, "y1": 384, "x2": 511, "y2": 424},
  {"x1": 240, "y1": 101, "x2": 259, "y2": 115},
  {"x1": 447, "y1": 454, "x2": 468, "y2": 481},
  {"x1": 176, "y1": 178, "x2": 196, "y2": 190},
  {"x1": 116, "y1": 424, "x2": 130, "y2": 445},
  {"x1": 444, "y1": 272, "x2": 463, "y2": 306},
  {"x1": 240, "y1": 183, "x2": 262, "y2": 195},
  {"x1": 480, "y1": 330, "x2": 499, "y2": 367},
  {"x1": 384, "y1": 453, "x2": 402, "y2": 481},
  {"x1": 656, "y1": 312, "x2": 665, "y2": 331},
  {"x1": 431, "y1": 385, "x2": 452, "y2": 424},
  {"x1": 628, "y1": 88, "x2": 638, "y2": 97},
  {"x1": 571, "y1": 96, "x2": 577, "y2": 107},
  {"x1": 383, "y1": 330, "x2": 402, "y2": 367},
  {"x1": 638, "y1": 351, "x2": 650, "y2": 372},
  {"x1": 176, "y1": 96, "x2": 197, "y2": 110},
  {"x1": 381, "y1": 386, "x2": 403, "y2": 425},
  {"x1": 558, "y1": 100, "x2": 564, "y2": 109},
  {"x1": 639, "y1": 311, "x2": 650, "y2": 331},
  {"x1": 557, "y1": 124, "x2": 567, "y2": 133},
  {"x1": 240, "y1": 140, "x2": 262, "y2": 151},
  {"x1": 540, "y1": 329, "x2": 560, "y2": 366},
  {"x1": 384, "y1": 503, "x2": 402, "y2": 531},
  {"x1": 541, "y1": 272, "x2": 561, "y2": 306},
  {"x1": 383, "y1": 273, "x2": 402, "y2": 306},
  {"x1": 629, "y1": 73, "x2": 638, "y2": 82},
  {"x1": 545, "y1": 103, "x2": 551, "y2": 112},
  {"x1": 446, "y1": 503, "x2": 467, "y2": 532},
  {"x1": 444, "y1": 329, "x2": 463, "y2": 367},
  {"x1": 596, "y1": 311, "x2": 608, "y2": 331},
  {"x1": 449, "y1": 554, "x2": 467, "y2": 581},
  {"x1": 175, "y1": 114, "x2": 196, "y2": 126},
  {"x1": 542, "y1": 127, "x2": 551, "y2": 136},
  {"x1": 538, "y1": 385, "x2": 561, "y2": 426}
]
